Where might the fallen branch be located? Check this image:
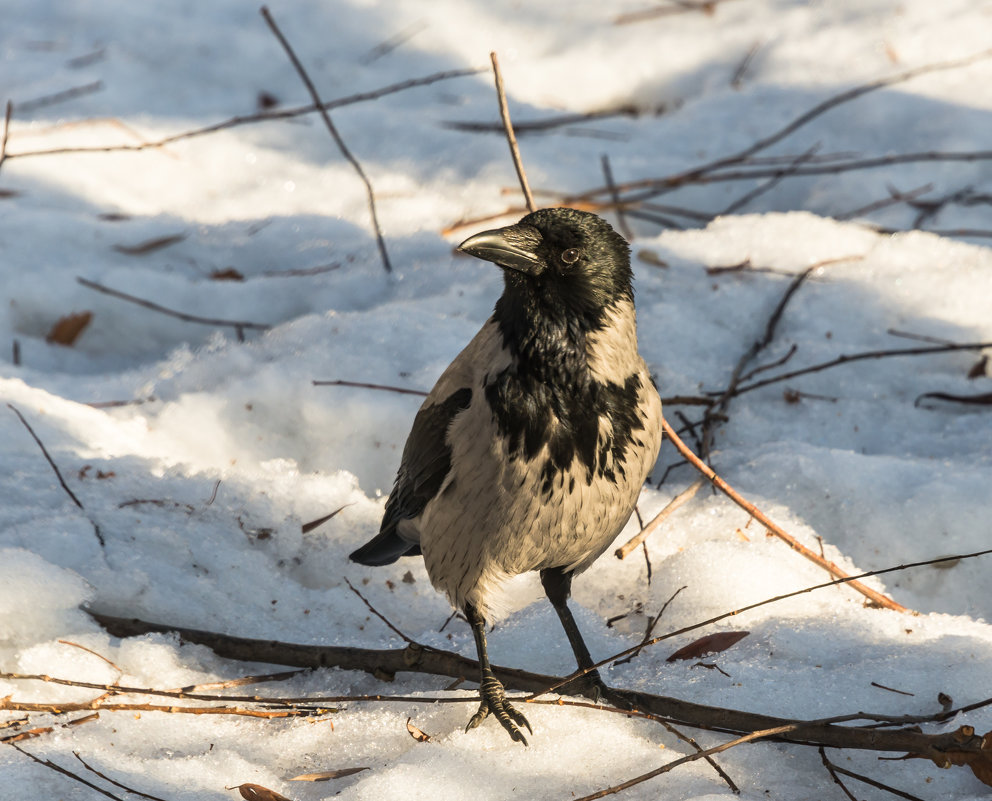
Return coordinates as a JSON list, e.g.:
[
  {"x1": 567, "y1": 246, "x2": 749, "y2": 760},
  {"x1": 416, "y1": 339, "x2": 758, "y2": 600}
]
[
  {"x1": 83, "y1": 607, "x2": 992, "y2": 782},
  {"x1": 6, "y1": 68, "x2": 480, "y2": 161},
  {"x1": 77, "y1": 276, "x2": 270, "y2": 342},
  {"x1": 616, "y1": 478, "x2": 704, "y2": 559},
  {"x1": 261, "y1": 6, "x2": 392, "y2": 273},
  {"x1": 730, "y1": 340, "x2": 992, "y2": 397},
  {"x1": 660, "y1": 414, "x2": 907, "y2": 612},
  {"x1": 7, "y1": 403, "x2": 104, "y2": 548}
]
